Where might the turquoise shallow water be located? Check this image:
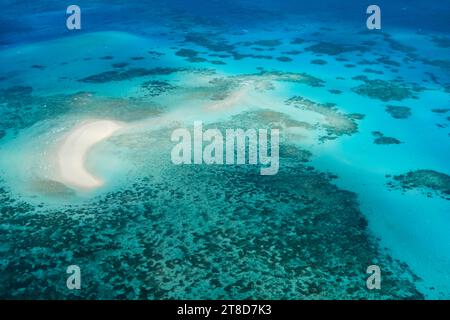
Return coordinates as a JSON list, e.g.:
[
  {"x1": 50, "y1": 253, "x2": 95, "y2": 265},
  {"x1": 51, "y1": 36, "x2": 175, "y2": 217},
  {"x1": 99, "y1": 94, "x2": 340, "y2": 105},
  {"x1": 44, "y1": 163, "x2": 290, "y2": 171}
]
[{"x1": 0, "y1": 1, "x2": 449, "y2": 299}]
